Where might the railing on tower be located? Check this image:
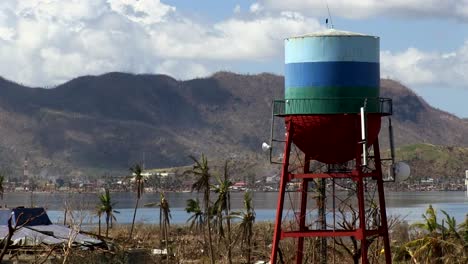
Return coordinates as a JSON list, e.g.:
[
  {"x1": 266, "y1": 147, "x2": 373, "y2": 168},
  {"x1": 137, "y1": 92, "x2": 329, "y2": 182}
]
[{"x1": 272, "y1": 97, "x2": 393, "y2": 116}]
